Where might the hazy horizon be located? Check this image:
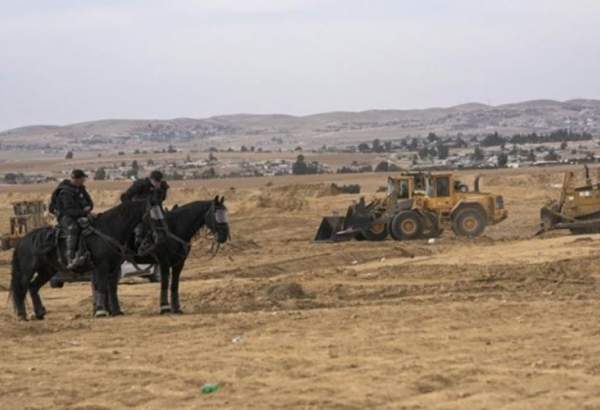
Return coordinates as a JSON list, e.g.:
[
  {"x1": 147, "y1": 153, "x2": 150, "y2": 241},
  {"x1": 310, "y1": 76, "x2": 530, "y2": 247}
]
[
  {"x1": 2, "y1": 0, "x2": 599, "y2": 131},
  {"x1": 3, "y1": 98, "x2": 600, "y2": 132}
]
